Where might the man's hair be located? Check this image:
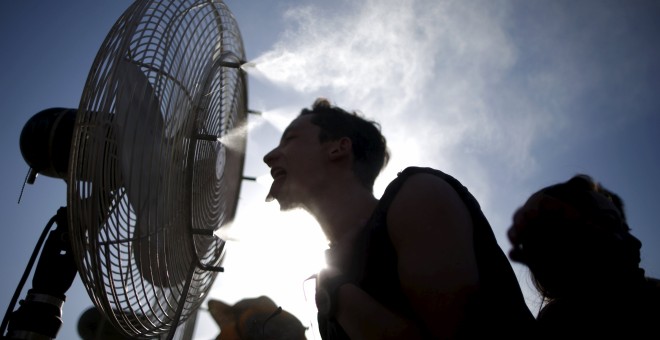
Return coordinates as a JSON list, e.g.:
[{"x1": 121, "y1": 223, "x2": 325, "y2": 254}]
[{"x1": 300, "y1": 98, "x2": 389, "y2": 190}]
